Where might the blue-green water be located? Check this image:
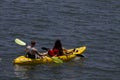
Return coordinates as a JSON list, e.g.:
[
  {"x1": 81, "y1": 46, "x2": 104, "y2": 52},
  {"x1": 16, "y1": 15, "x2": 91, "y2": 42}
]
[{"x1": 0, "y1": 0, "x2": 120, "y2": 80}]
